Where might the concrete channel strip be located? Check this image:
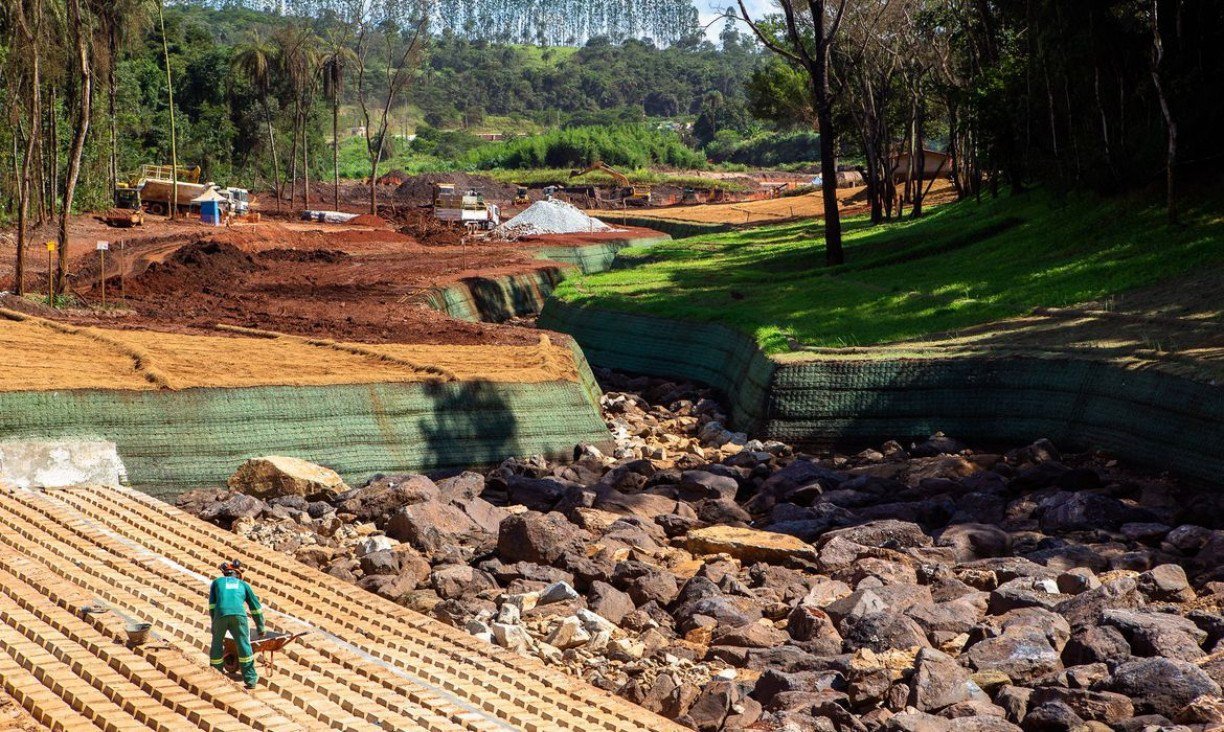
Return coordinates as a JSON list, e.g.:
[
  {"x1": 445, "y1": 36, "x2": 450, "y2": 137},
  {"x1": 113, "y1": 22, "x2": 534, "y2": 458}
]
[{"x1": 0, "y1": 483, "x2": 686, "y2": 731}]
